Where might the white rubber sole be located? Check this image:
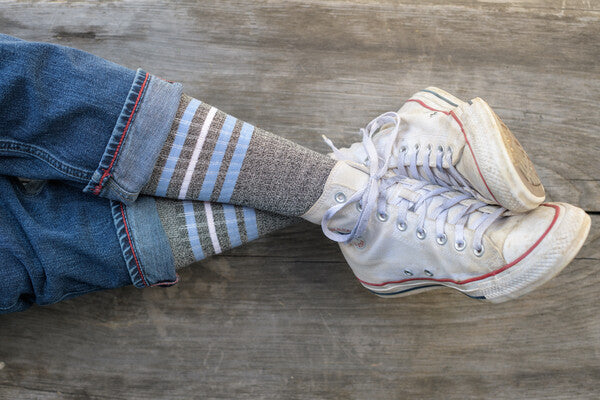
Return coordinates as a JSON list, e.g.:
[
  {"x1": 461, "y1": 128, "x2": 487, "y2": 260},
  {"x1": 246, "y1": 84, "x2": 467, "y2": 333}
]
[
  {"x1": 455, "y1": 98, "x2": 546, "y2": 212},
  {"x1": 407, "y1": 88, "x2": 545, "y2": 212},
  {"x1": 361, "y1": 203, "x2": 591, "y2": 303}
]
